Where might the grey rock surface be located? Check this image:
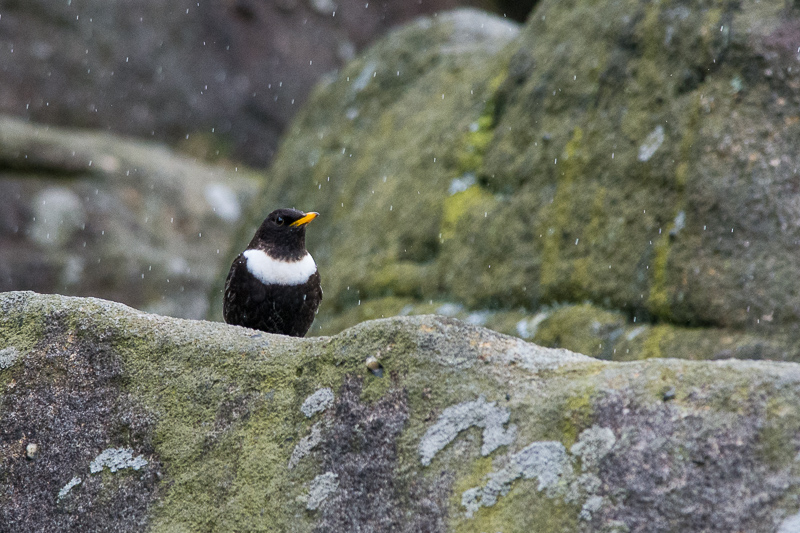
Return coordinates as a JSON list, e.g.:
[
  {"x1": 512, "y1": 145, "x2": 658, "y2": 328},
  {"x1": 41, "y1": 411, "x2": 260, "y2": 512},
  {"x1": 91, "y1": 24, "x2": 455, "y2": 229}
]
[
  {"x1": 0, "y1": 0, "x2": 514, "y2": 167},
  {"x1": 0, "y1": 115, "x2": 260, "y2": 319},
  {"x1": 301, "y1": 387, "x2": 335, "y2": 418},
  {"x1": 240, "y1": 0, "x2": 800, "y2": 364},
  {"x1": 2, "y1": 291, "x2": 800, "y2": 532}
]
